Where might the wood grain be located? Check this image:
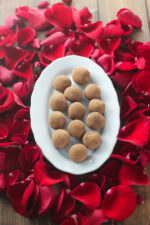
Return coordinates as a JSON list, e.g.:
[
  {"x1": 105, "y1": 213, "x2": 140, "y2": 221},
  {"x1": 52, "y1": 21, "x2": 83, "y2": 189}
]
[{"x1": 0, "y1": 0, "x2": 150, "y2": 225}]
